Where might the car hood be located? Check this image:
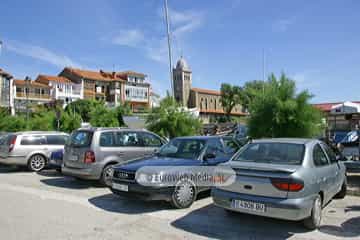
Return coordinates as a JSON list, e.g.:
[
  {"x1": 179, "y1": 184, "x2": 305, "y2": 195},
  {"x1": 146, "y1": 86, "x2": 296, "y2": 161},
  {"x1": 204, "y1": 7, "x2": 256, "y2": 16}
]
[{"x1": 113, "y1": 156, "x2": 201, "y2": 172}]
